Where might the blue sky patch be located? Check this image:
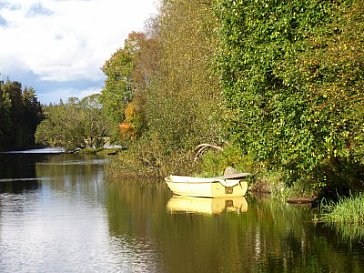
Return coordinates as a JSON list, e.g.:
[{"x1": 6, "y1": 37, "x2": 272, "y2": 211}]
[
  {"x1": 27, "y1": 3, "x2": 54, "y2": 17},
  {"x1": 0, "y1": 1, "x2": 21, "y2": 11},
  {"x1": 0, "y1": 15, "x2": 7, "y2": 27}
]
